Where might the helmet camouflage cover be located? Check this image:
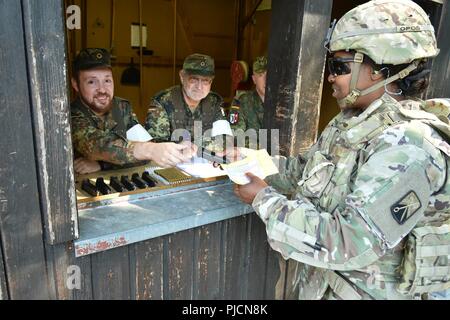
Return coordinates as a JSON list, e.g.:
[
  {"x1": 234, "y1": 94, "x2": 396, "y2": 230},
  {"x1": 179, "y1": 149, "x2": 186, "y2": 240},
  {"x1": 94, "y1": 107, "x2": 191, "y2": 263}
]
[{"x1": 328, "y1": 0, "x2": 439, "y2": 65}]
